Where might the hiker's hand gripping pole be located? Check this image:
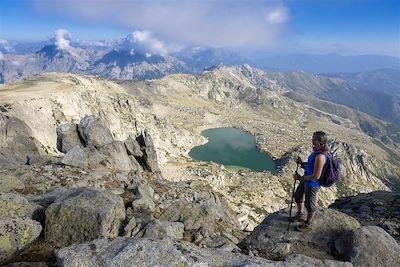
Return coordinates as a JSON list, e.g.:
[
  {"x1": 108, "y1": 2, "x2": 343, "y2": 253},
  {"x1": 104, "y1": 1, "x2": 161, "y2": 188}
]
[{"x1": 287, "y1": 159, "x2": 300, "y2": 231}]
